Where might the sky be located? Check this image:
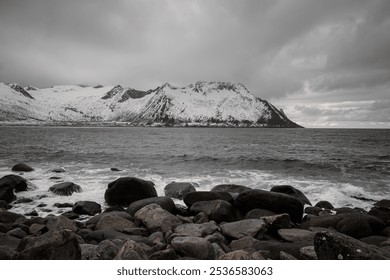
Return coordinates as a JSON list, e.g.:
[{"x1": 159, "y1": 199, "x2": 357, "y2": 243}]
[{"x1": 0, "y1": 0, "x2": 389, "y2": 128}]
